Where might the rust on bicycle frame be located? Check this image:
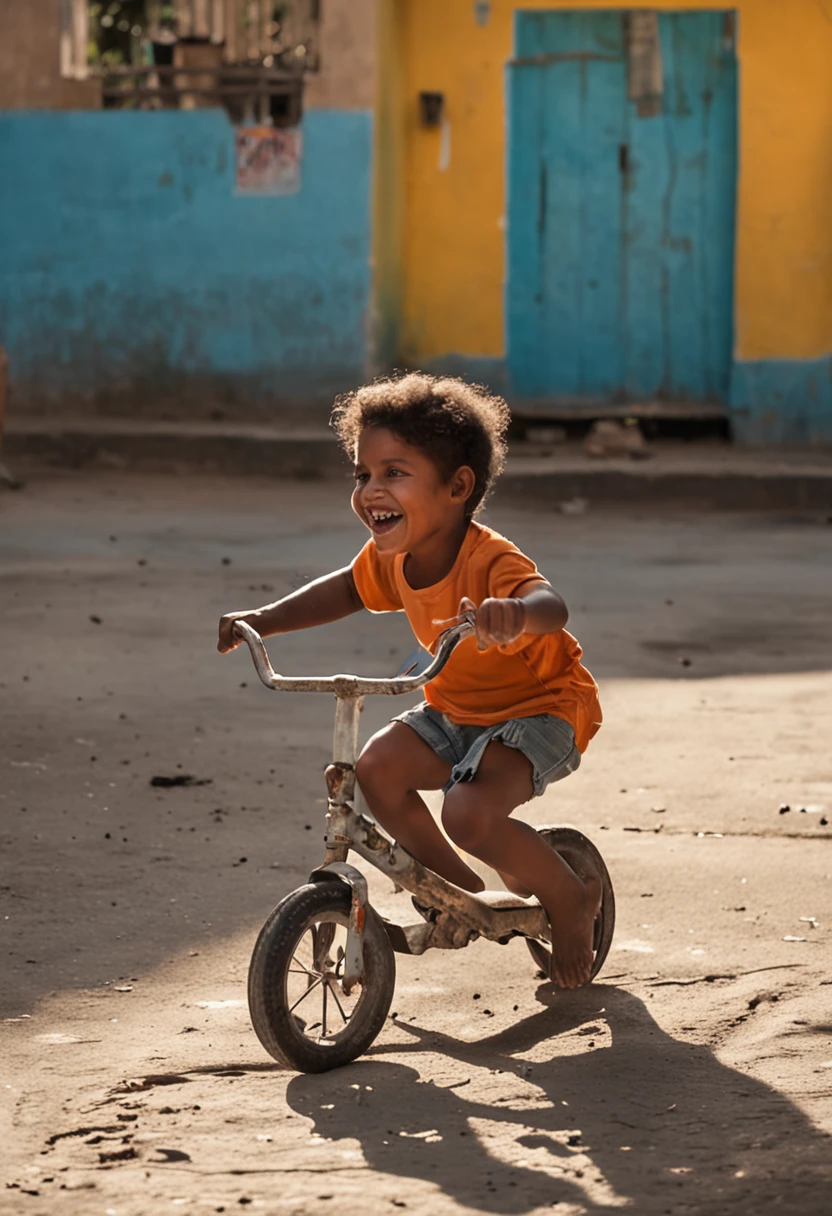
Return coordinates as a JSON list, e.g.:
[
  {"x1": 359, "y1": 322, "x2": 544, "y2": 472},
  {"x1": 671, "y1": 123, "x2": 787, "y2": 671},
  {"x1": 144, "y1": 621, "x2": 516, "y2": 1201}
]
[
  {"x1": 309, "y1": 860, "x2": 368, "y2": 991},
  {"x1": 325, "y1": 761, "x2": 353, "y2": 802},
  {"x1": 323, "y1": 761, "x2": 353, "y2": 865}
]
